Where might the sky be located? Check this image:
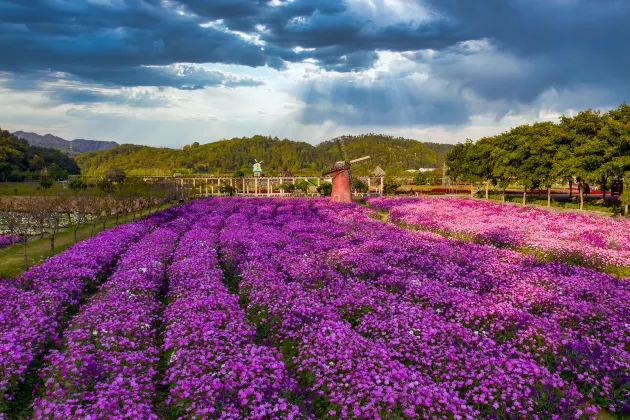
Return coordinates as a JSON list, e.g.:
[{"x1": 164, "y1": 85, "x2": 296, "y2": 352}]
[{"x1": 0, "y1": 0, "x2": 628, "y2": 148}]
